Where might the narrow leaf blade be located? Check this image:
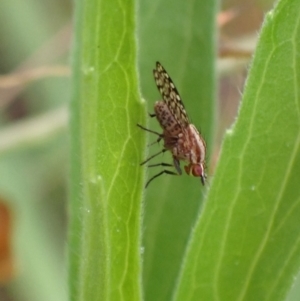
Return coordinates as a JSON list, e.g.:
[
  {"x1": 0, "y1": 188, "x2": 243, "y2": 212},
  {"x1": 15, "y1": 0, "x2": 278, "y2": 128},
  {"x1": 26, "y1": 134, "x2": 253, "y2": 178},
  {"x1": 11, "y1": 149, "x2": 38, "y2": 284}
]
[{"x1": 173, "y1": 1, "x2": 300, "y2": 300}]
